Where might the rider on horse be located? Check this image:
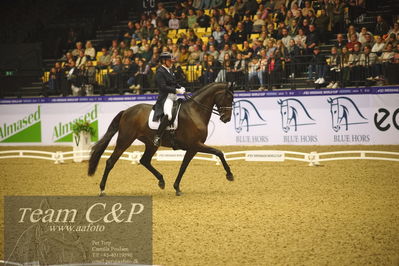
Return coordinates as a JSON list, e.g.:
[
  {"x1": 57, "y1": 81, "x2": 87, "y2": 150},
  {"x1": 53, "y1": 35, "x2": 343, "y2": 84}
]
[{"x1": 152, "y1": 52, "x2": 186, "y2": 146}]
